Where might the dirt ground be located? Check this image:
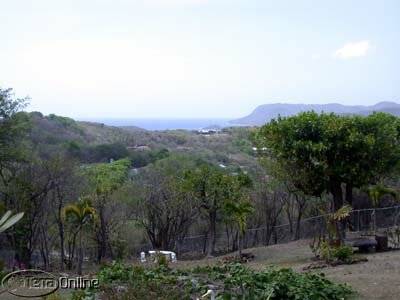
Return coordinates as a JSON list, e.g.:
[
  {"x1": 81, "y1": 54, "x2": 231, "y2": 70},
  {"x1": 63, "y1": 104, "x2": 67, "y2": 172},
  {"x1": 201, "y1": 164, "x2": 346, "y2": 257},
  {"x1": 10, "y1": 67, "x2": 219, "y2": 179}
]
[
  {"x1": 2, "y1": 240, "x2": 400, "y2": 299},
  {"x1": 175, "y1": 239, "x2": 400, "y2": 300}
]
